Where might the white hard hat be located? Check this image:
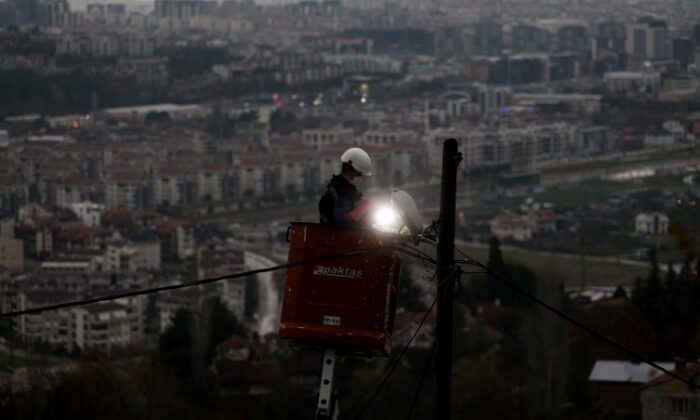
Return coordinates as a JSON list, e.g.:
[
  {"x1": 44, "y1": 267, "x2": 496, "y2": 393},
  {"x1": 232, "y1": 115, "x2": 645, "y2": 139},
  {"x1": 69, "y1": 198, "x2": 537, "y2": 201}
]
[{"x1": 341, "y1": 147, "x2": 372, "y2": 176}]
